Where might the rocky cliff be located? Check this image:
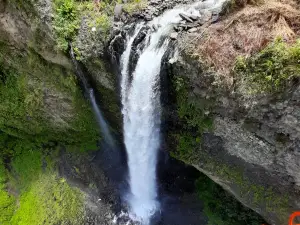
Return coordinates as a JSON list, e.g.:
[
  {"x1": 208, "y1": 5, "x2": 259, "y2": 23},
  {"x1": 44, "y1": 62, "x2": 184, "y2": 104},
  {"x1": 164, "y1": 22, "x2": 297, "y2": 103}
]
[{"x1": 166, "y1": 1, "x2": 300, "y2": 224}]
